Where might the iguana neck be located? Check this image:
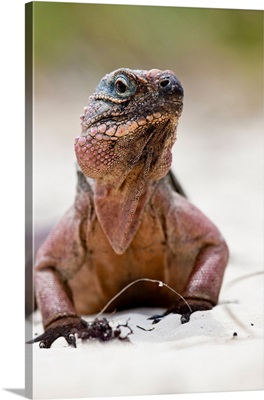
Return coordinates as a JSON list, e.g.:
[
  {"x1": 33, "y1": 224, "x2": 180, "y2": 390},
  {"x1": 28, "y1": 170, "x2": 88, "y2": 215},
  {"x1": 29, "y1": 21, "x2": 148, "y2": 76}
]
[
  {"x1": 75, "y1": 68, "x2": 184, "y2": 253},
  {"x1": 94, "y1": 155, "x2": 157, "y2": 254}
]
